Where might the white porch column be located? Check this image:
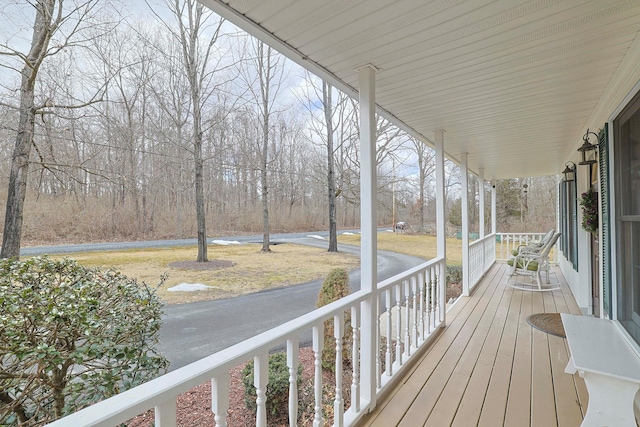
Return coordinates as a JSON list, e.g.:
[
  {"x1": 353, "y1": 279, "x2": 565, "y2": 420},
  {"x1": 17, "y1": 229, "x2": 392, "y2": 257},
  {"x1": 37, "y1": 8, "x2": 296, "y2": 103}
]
[
  {"x1": 491, "y1": 180, "x2": 497, "y2": 235},
  {"x1": 461, "y1": 153, "x2": 470, "y2": 297},
  {"x1": 478, "y1": 169, "x2": 485, "y2": 239},
  {"x1": 478, "y1": 168, "x2": 485, "y2": 275},
  {"x1": 358, "y1": 65, "x2": 377, "y2": 410},
  {"x1": 434, "y1": 130, "x2": 446, "y2": 326}
]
